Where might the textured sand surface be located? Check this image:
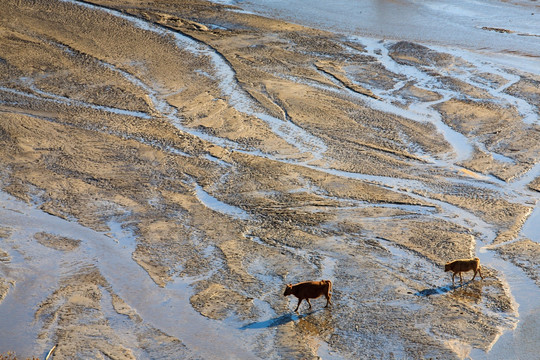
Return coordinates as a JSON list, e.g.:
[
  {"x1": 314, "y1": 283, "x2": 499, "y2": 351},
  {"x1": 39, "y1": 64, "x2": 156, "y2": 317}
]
[{"x1": 0, "y1": 1, "x2": 539, "y2": 359}]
